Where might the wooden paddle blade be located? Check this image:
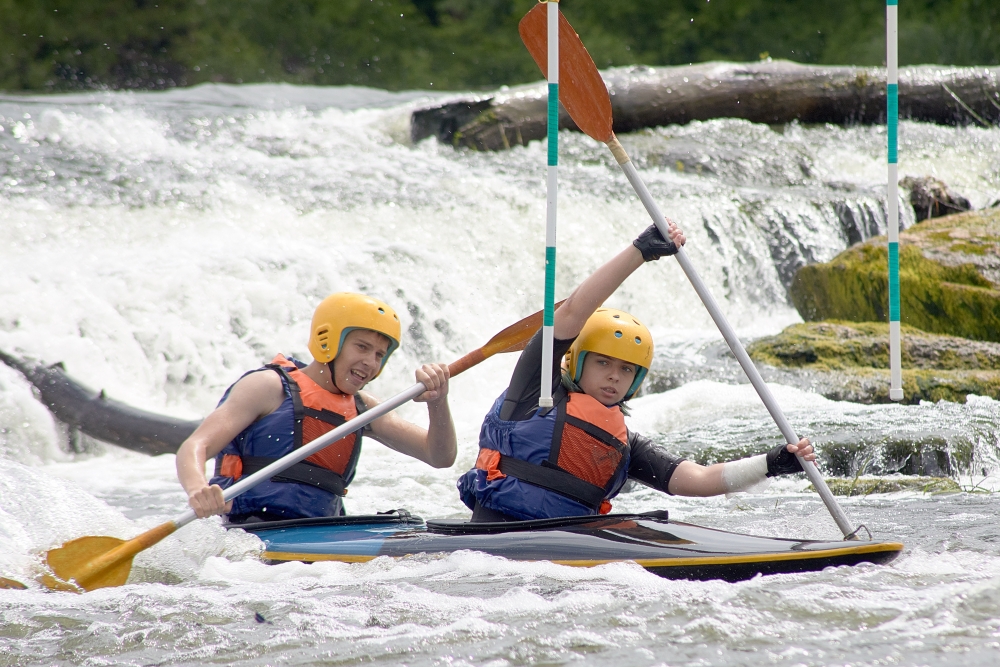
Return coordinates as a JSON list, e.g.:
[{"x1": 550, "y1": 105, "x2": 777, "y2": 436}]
[
  {"x1": 0, "y1": 576, "x2": 27, "y2": 590},
  {"x1": 480, "y1": 299, "x2": 566, "y2": 358},
  {"x1": 44, "y1": 535, "x2": 131, "y2": 591},
  {"x1": 41, "y1": 520, "x2": 177, "y2": 592},
  {"x1": 519, "y1": 4, "x2": 613, "y2": 142},
  {"x1": 448, "y1": 300, "x2": 566, "y2": 377}
]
